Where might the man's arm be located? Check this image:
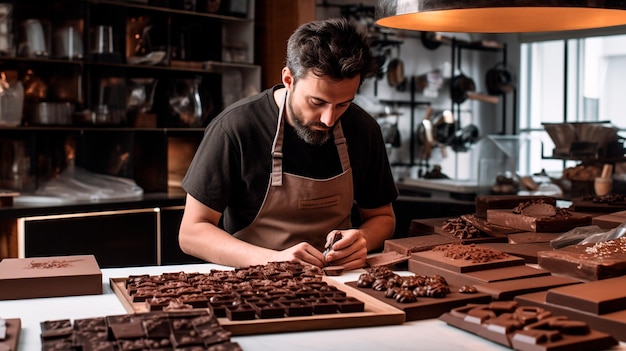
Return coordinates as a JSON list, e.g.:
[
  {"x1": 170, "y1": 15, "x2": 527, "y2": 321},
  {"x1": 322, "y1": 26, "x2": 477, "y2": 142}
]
[{"x1": 178, "y1": 194, "x2": 326, "y2": 268}]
